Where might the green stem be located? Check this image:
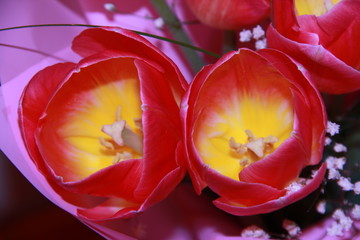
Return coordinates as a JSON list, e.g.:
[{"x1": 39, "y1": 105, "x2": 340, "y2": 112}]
[
  {"x1": 0, "y1": 24, "x2": 220, "y2": 58},
  {"x1": 150, "y1": 0, "x2": 206, "y2": 72}
]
